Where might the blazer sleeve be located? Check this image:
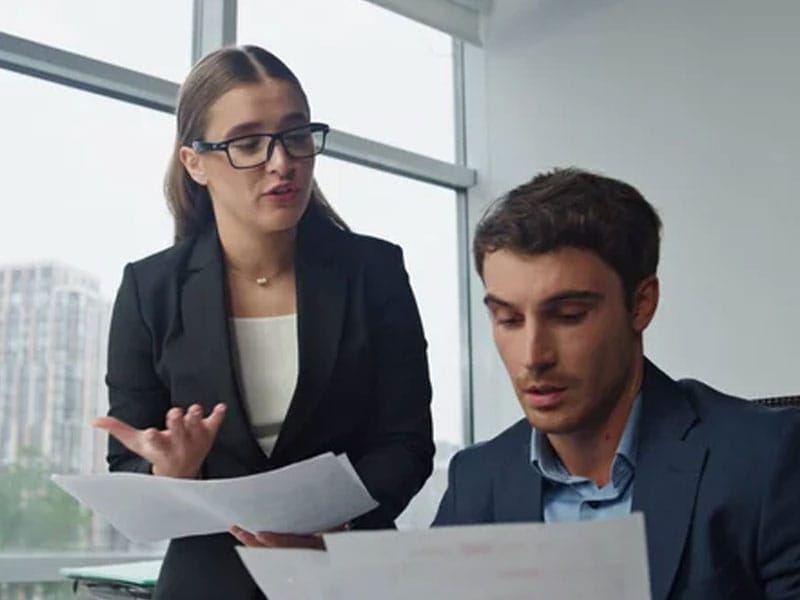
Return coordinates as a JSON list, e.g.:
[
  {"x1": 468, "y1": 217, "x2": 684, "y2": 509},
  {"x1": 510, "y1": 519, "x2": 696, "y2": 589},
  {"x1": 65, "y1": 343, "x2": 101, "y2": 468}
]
[
  {"x1": 431, "y1": 450, "x2": 462, "y2": 526},
  {"x1": 757, "y1": 413, "x2": 800, "y2": 598},
  {"x1": 104, "y1": 263, "x2": 171, "y2": 474},
  {"x1": 350, "y1": 243, "x2": 435, "y2": 529},
  {"x1": 432, "y1": 447, "x2": 495, "y2": 527}
]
